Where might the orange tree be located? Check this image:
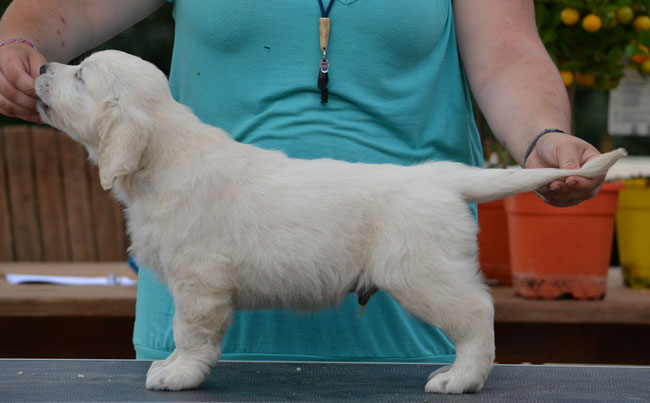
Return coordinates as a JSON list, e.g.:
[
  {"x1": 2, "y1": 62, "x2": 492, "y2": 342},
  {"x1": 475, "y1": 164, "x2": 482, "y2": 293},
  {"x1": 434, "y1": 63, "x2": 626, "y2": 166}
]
[{"x1": 536, "y1": 0, "x2": 650, "y2": 90}]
